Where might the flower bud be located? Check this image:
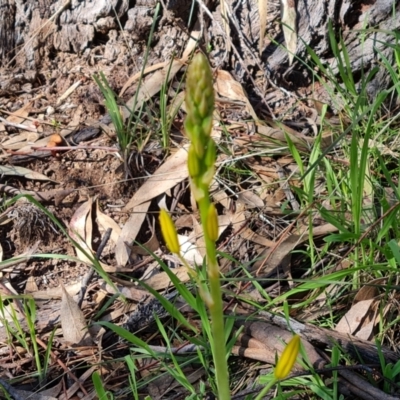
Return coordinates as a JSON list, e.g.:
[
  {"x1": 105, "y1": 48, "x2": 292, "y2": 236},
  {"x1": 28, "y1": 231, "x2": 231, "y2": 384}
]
[
  {"x1": 206, "y1": 203, "x2": 219, "y2": 242},
  {"x1": 204, "y1": 139, "x2": 216, "y2": 168},
  {"x1": 187, "y1": 145, "x2": 200, "y2": 178},
  {"x1": 159, "y1": 209, "x2": 180, "y2": 254},
  {"x1": 185, "y1": 53, "x2": 214, "y2": 123},
  {"x1": 274, "y1": 335, "x2": 300, "y2": 380}
]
